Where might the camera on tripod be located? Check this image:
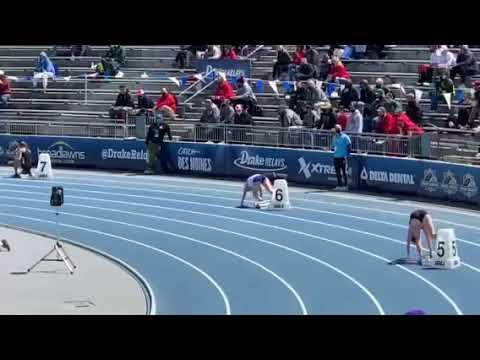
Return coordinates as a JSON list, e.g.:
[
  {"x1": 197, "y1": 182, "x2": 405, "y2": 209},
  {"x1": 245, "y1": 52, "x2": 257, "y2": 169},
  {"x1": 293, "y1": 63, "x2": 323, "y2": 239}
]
[{"x1": 50, "y1": 186, "x2": 64, "y2": 207}]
